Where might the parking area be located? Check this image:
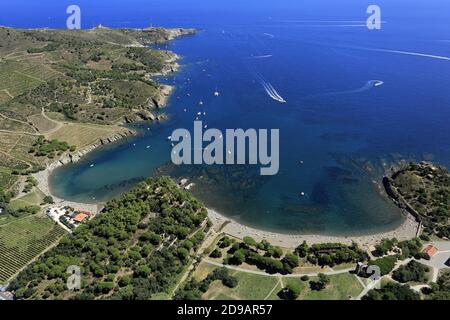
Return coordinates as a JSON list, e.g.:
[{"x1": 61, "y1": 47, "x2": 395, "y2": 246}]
[{"x1": 419, "y1": 241, "x2": 450, "y2": 281}]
